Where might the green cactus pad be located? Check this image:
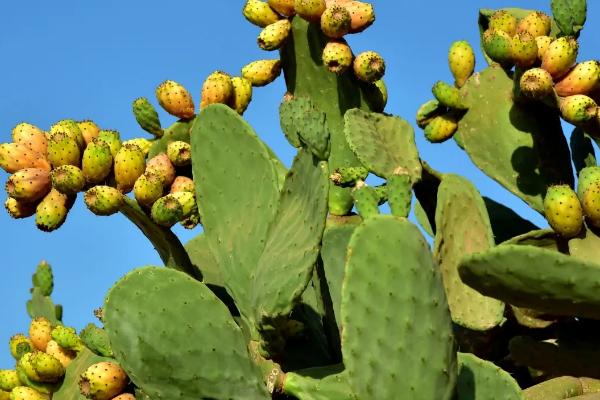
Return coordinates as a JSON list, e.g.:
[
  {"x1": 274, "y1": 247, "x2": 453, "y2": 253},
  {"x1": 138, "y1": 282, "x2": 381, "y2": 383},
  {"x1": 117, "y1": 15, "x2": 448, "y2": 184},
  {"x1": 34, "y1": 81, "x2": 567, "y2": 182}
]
[
  {"x1": 32, "y1": 261, "x2": 53, "y2": 297},
  {"x1": 456, "y1": 352, "x2": 523, "y2": 400},
  {"x1": 279, "y1": 96, "x2": 330, "y2": 160},
  {"x1": 414, "y1": 199, "x2": 435, "y2": 237},
  {"x1": 79, "y1": 324, "x2": 112, "y2": 358},
  {"x1": 341, "y1": 216, "x2": 456, "y2": 400},
  {"x1": 283, "y1": 365, "x2": 356, "y2": 400},
  {"x1": 455, "y1": 65, "x2": 573, "y2": 212},
  {"x1": 570, "y1": 128, "x2": 596, "y2": 175},
  {"x1": 104, "y1": 267, "x2": 269, "y2": 399},
  {"x1": 132, "y1": 97, "x2": 163, "y2": 138},
  {"x1": 147, "y1": 119, "x2": 192, "y2": 159},
  {"x1": 459, "y1": 244, "x2": 600, "y2": 319},
  {"x1": 510, "y1": 306, "x2": 556, "y2": 329},
  {"x1": 568, "y1": 225, "x2": 600, "y2": 265},
  {"x1": 184, "y1": 233, "x2": 223, "y2": 286},
  {"x1": 387, "y1": 173, "x2": 412, "y2": 218},
  {"x1": 352, "y1": 183, "x2": 379, "y2": 219},
  {"x1": 523, "y1": 376, "x2": 600, "y2": 400},
  {"x1": 344, "y1": 109, "x2": 421, "y2": 180},
  {"x1": 502, "y1": 228, "x2": 565, "y2": 251},
  {"x1": 551, "y1": 0, "x2": 587, "y2": 36},
  {"x1": 53, "y1": 348, "x2": 111, "y2": 400},
  {"x1": 26, "y1": 288, "x2": 61, "y2": 325},
  {"x1": 434, "y1": 175, "x2": 504, "y2": 331}
]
